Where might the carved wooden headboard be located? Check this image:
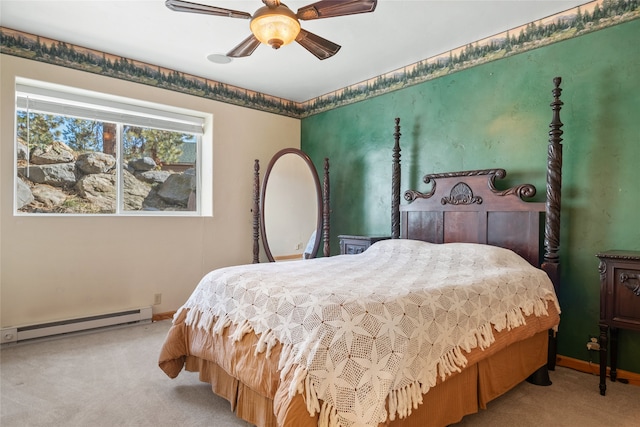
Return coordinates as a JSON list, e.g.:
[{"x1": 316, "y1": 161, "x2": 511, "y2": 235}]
[
  {"x1": 399, "y1": 169, "x2": 544, "y2": 267},
  {"x1": 391, "y1": 77, "x2": 564, "y2": 293}
]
